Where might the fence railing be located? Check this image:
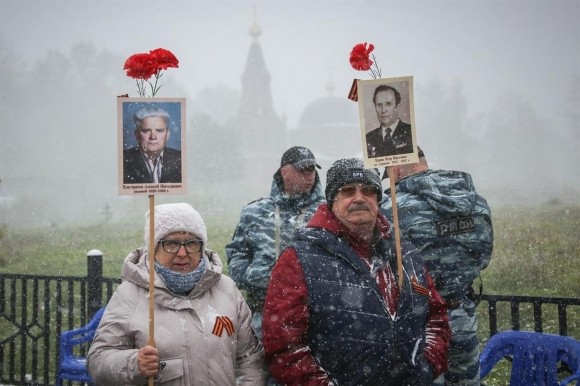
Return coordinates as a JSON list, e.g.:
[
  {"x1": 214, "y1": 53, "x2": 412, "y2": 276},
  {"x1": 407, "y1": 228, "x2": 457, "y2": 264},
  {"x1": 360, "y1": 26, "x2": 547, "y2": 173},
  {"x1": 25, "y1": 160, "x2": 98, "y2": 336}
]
[
  {"x1": 1, "y1": 250, "x2": 579, "y2": 386},
  {"x1": 0, "y1": 250, "x2": 121, "y2": 386},
  {"x1": 480, "y1": 293, "x2": 580, "y2": 337}
]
